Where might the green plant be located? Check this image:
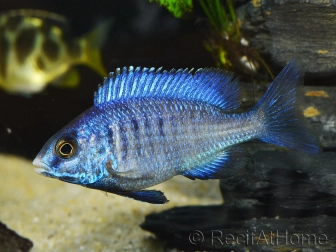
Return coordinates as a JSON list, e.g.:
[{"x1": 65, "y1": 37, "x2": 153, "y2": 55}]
[
  {"x1": 149, "y1": 0, "x2": 193, "y2": 18},
  {"x1": 150, "y1": 0, "x2": 273, "y2": 79}
]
